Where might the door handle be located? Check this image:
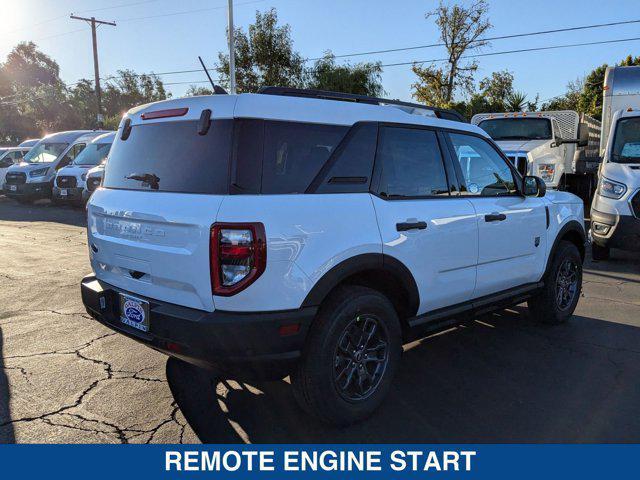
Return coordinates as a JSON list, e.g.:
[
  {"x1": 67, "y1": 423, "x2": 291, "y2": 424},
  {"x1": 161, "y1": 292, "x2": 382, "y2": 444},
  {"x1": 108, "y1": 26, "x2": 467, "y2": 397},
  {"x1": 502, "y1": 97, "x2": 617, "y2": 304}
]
[
  {"x1": 396, "y1": 221, "x2": 428, "y2": 232},
  {"x1": 484, "y1": 213, "x2": 507, "y2": 222}
]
